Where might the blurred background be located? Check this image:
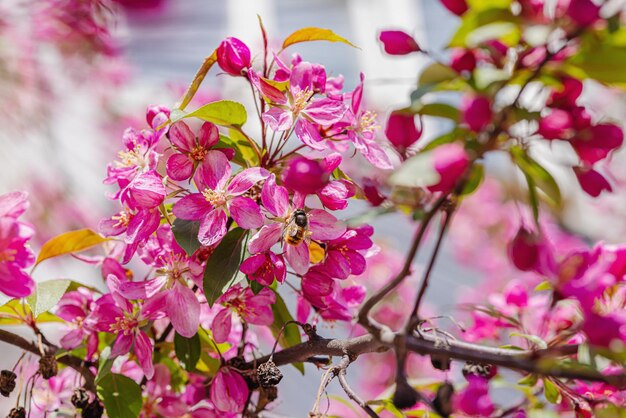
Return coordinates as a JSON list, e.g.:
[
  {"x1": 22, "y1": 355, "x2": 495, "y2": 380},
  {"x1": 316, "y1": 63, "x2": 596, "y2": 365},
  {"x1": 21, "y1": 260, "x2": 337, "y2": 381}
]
[{"x1": 1, "y1": 0, "x2": 625, "y2": 415}]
